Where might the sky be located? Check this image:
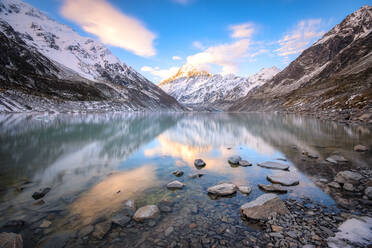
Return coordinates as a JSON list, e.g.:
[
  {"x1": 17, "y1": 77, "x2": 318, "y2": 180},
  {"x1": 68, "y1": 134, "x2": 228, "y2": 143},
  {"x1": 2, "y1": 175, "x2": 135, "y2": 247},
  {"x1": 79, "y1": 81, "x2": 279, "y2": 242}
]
[{"x1": 25, "y1": 0, "x2": 371, "y2": 83}]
